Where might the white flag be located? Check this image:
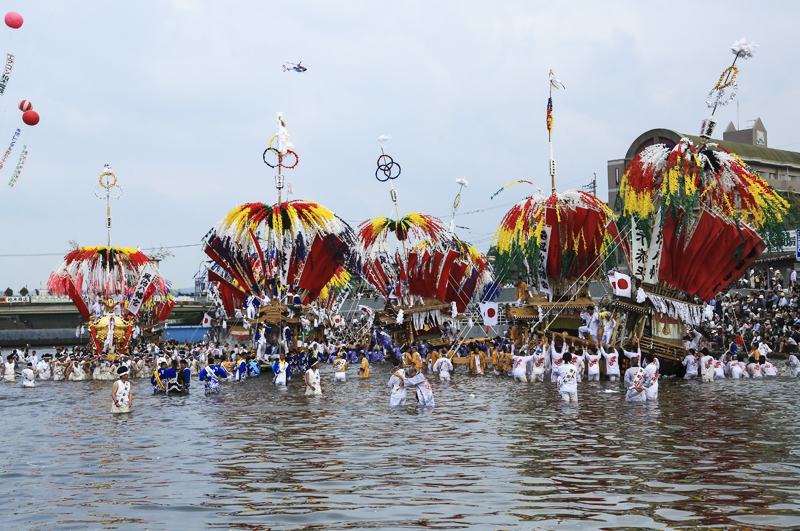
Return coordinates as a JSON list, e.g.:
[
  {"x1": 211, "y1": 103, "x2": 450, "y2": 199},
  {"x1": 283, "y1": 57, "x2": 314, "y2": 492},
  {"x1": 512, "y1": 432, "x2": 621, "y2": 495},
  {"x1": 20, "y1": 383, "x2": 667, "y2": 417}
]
[
  {"x1": 480, "y1": 302, "x2": 499, "y2": 326},
  {"x1": 126, "y1": 265, "x2": 158, "y2": 316},
  {"x1": 608, "y1": 271, "x2": 632, "y2": 298},
  {"x1": 201, "y1": 313, "x2": 212, "y2": 328}
]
